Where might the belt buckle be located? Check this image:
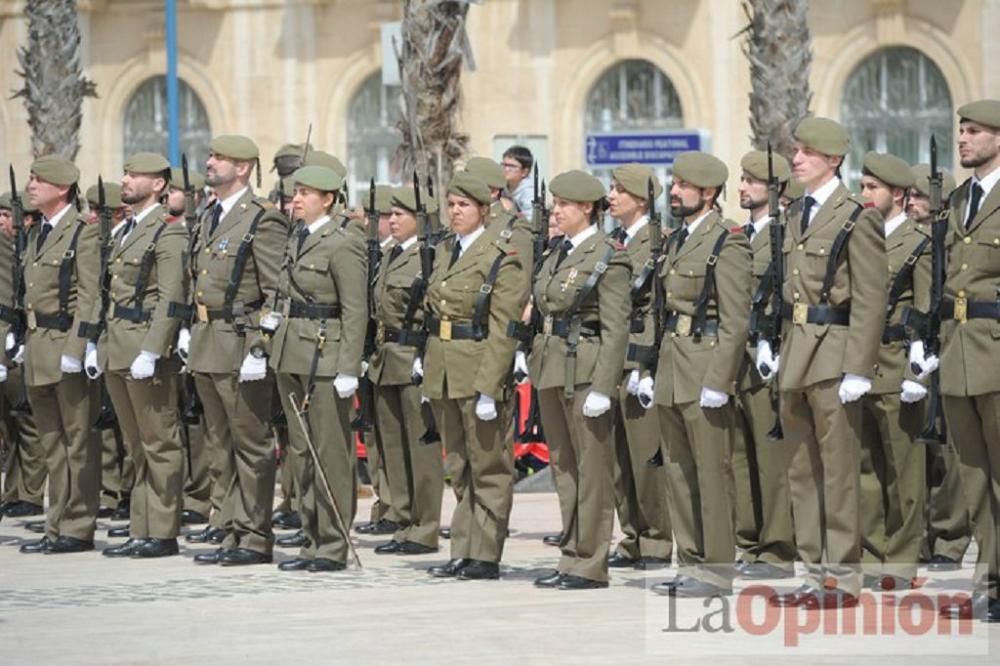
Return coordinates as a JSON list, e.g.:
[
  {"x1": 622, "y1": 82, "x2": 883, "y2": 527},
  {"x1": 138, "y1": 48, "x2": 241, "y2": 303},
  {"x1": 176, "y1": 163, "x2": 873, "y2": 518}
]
[
  {"x1": 26, "y1": 309, "x2": 36, "y2": 331},
  {"x1": 375, "y1": 324, "x2": 385, "y2": 346},
  {"x1": 196, "y1": 303, "x2": 209, "y2": 323},
  {"x1": 792, "y1": 302, "x2": 808, "y2": 326},
  {"x1": 954, "y1": 297, "x2": 968, "y2": 323},
  {"x1": 675, "y1": 314, "x2": 692, "y2": 336},
  {"x1": 542, "y1": 315, "x2": 553, "y2": 336},
  {"x1": 439, "y1": 319, "x2": 453, "y2": 341}
]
